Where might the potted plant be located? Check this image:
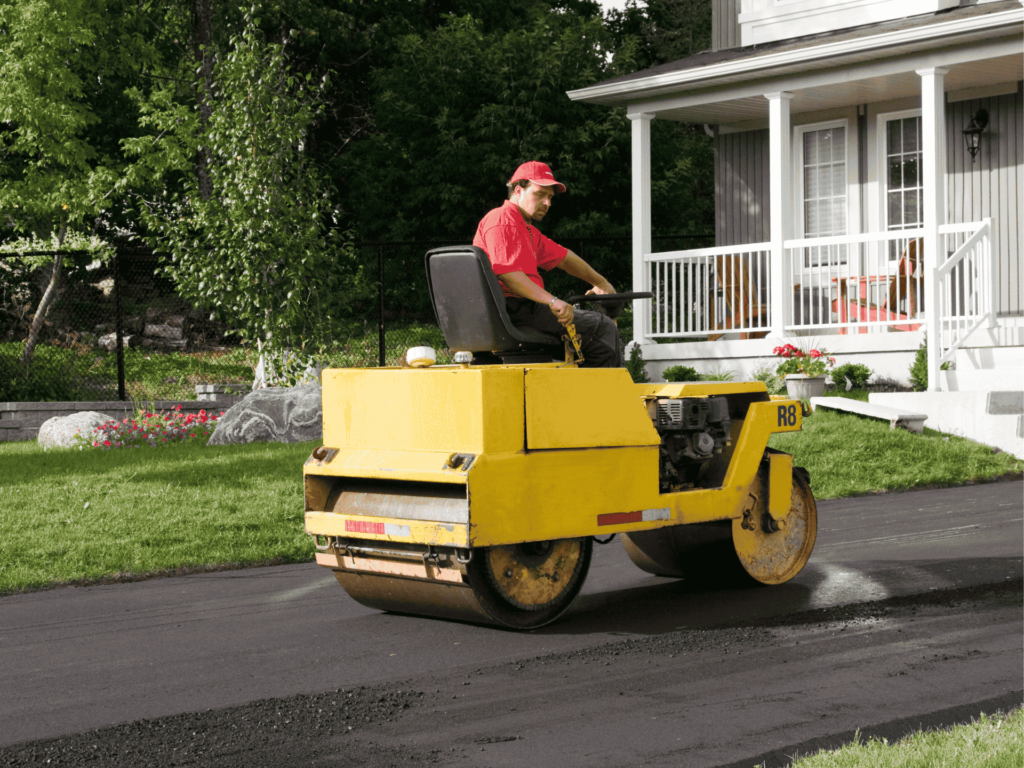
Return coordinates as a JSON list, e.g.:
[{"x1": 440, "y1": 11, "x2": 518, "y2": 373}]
[{"x1": 773, "y1": 343, "x2": 836, "y2": 400}]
